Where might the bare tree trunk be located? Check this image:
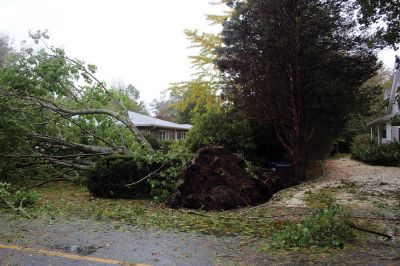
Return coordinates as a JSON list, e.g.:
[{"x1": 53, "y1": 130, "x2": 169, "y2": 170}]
[{"x1": 292, "y1": 143, "x2": 306, "y2": 182}]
